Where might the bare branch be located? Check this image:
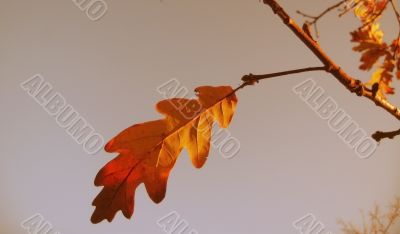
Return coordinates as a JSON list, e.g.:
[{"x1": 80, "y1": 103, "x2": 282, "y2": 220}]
[
  {"x1": 229, "y1": 66, "x2": 327, "y2": 96},
  {"x1": 241, "y1": 66, "x2": 327, "y2": 83},
  {"x1": 296, "y1": 0, "x2": 348, "y2": 37}
]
